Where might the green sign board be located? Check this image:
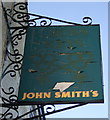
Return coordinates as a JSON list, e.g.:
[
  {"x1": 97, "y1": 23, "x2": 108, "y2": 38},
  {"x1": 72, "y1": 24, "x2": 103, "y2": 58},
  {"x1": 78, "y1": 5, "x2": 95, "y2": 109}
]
[{"x1": 18, "y1": 25, "x2": 104, "y2": 104}]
